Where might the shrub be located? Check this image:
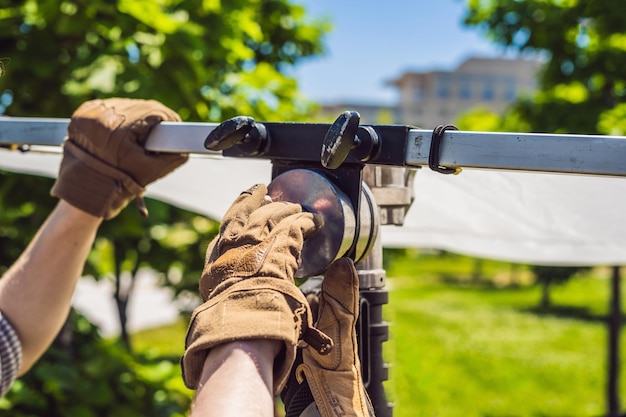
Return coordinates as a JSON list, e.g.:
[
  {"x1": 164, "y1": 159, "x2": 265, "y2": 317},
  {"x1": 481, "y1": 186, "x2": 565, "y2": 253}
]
[{"x1": 0, "y1": 310, "x2": 191, "y2": 417}]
